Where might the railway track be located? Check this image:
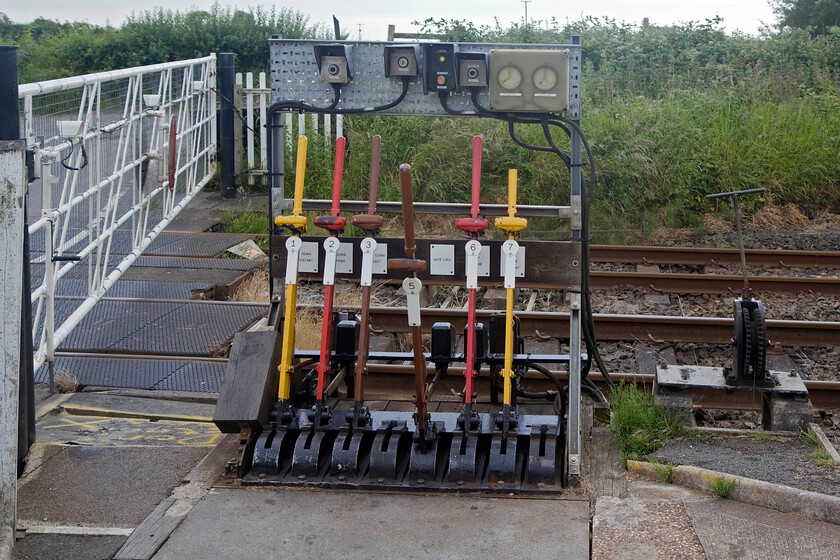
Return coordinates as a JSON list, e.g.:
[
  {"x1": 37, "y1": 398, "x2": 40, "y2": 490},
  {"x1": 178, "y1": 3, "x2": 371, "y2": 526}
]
[{"x1": 590, "y1": 245, "x2": 840, "y2": 268}]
